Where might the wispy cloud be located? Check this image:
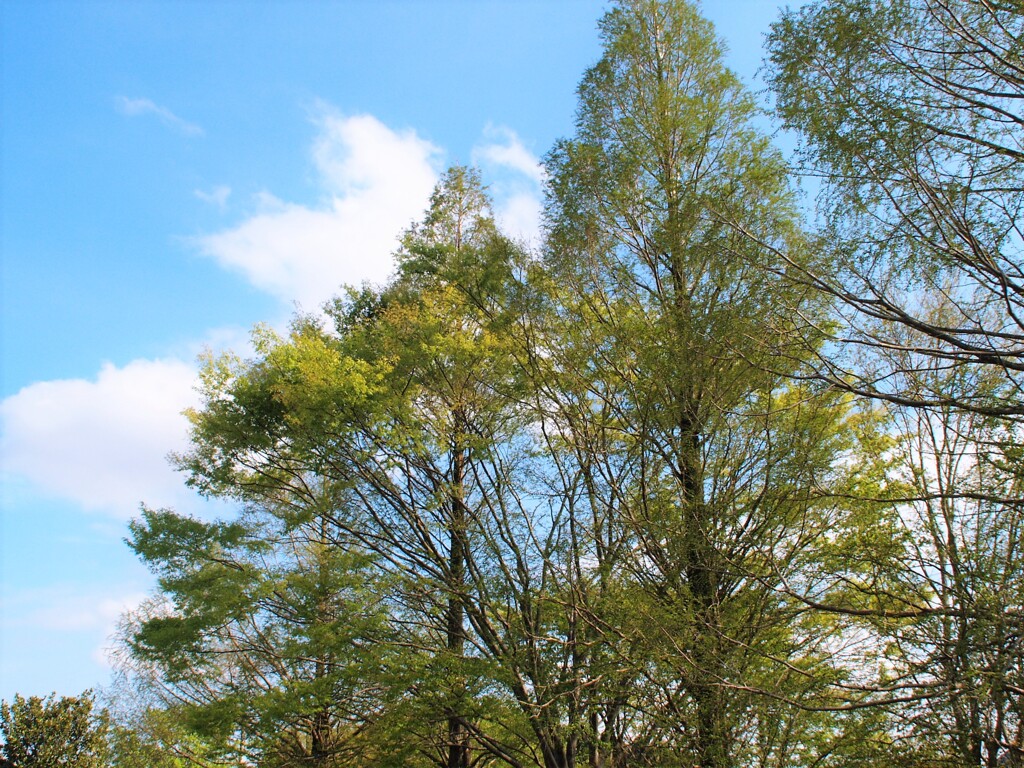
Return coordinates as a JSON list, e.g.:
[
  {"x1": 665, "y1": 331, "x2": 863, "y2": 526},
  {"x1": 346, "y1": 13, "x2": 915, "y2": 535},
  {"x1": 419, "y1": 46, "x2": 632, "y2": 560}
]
[
  {"x1": 195, "y1": 184, "x2": 231, "y2": 210},
  {"x1": 473, "y1": 124, "x2": 547, "y2": 185},
  {"x1": 5, "y1": 587, "x2": 147, "y2": 634},
  {"x1": 0, "y1": 584, "x2": 150, "y2": 695},
  {"x1": 196, "y1": 109, "x2": 441, "y2": 310},
  {"x1": 115, "y1": 96, "x2": 204, "y2": 137}
]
